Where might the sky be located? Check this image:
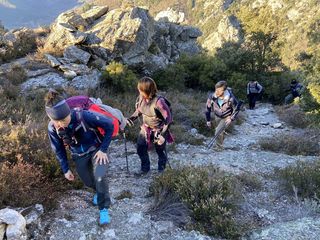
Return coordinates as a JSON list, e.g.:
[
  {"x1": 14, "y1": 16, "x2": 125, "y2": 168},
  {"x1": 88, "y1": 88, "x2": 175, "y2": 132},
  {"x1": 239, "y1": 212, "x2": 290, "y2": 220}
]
[{"x1": 0, "y1": 0, "x2": 82, "y2": 29}]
